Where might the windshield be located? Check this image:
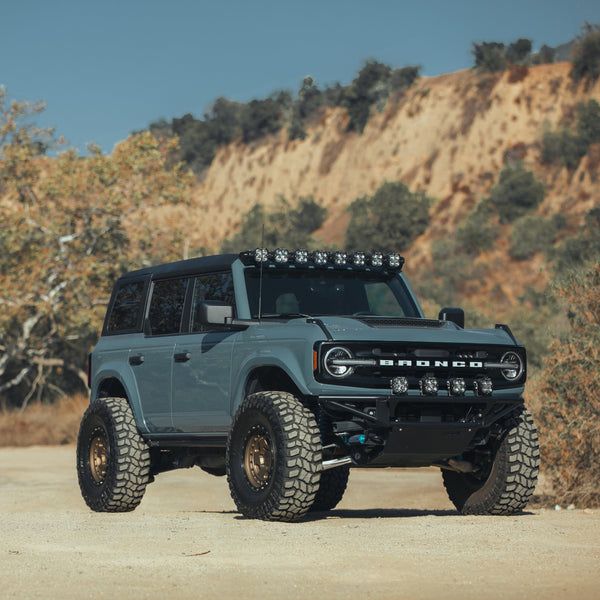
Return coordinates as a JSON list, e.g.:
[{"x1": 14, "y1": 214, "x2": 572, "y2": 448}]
[{"x1": 245, "y1": 269, "x2": 419, "y2": 319}]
